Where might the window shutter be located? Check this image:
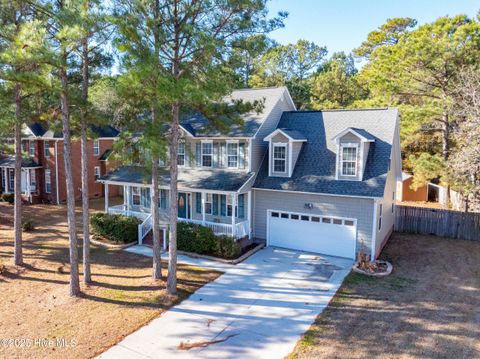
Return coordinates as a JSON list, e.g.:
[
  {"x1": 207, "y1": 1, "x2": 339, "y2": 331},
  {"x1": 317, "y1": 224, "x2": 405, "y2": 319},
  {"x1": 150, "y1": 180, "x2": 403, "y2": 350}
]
[
  {"x1": 212, "y1": 194, "x2": 219, "y2": 215},
  {"x1": 196, "y1": 143, "x2": 201, "y2": 166},
  {"x1": 213, "y1": 142, "x2": 219, "y2": 168},
  {"x1": 196, "y1": 193, "x2": 201, "y2": 213},
  {"x1": 238, "y1": 194, "x2": 244, "y2": 218},
  {"x1": 220, "y1": 195, "x2": 226, "y2": 216},
  {"x1": 239, "y1": 142, "x2": 246, "y2": 169}
]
